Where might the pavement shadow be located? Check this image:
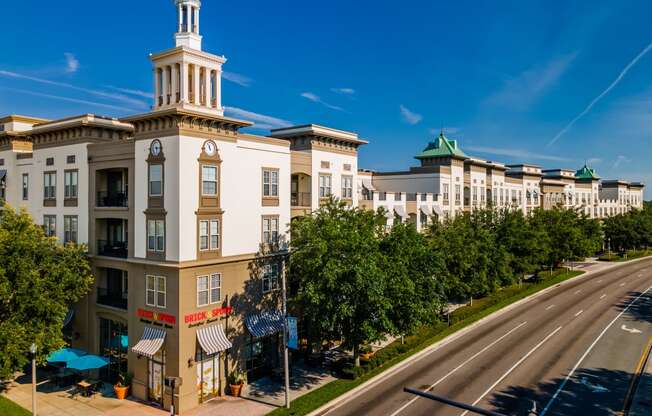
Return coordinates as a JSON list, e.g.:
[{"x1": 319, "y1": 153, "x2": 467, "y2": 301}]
[
  {"x1": 614, "y1": 291, "x2": 652, "y2": 325},
  {"x1": 487, "y1": 367, "x2": 635, "y2": 416}
]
